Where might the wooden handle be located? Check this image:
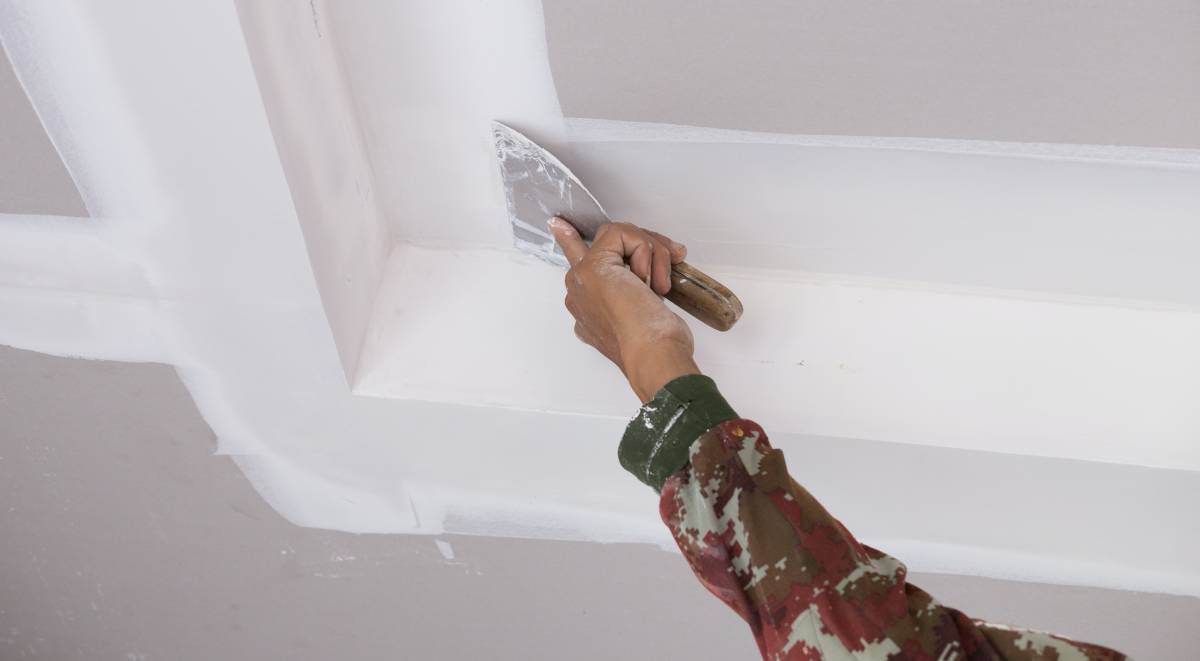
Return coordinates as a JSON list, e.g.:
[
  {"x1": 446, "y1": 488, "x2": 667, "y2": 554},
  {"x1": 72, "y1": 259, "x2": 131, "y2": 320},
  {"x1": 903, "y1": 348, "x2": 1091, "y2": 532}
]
[{"x1": 665, "y1": 261, "x2": 743, "y2": 331}]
